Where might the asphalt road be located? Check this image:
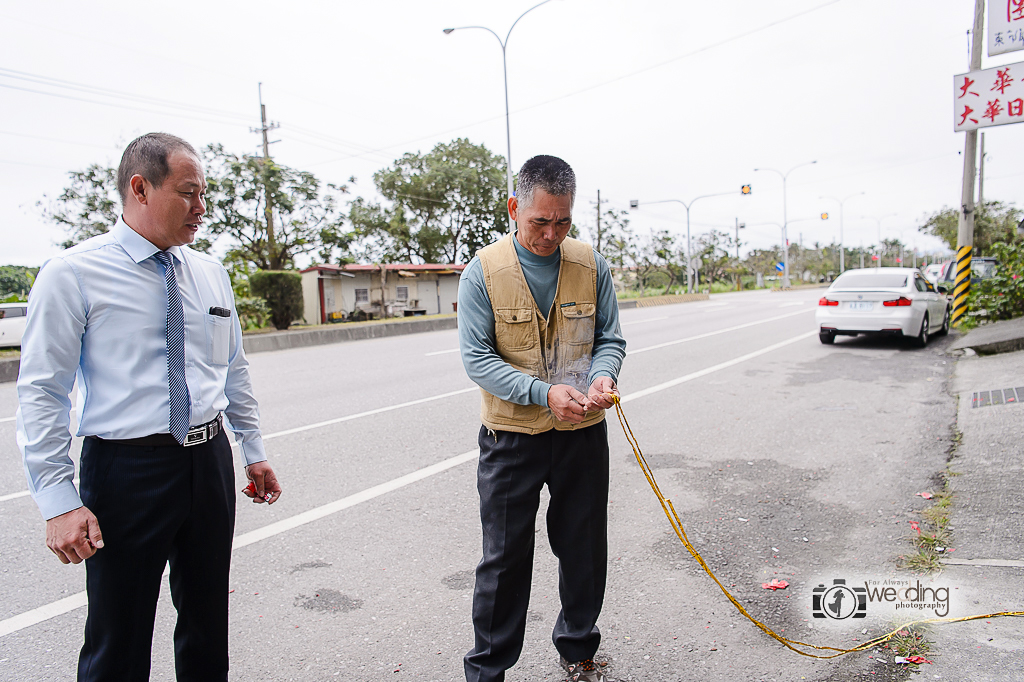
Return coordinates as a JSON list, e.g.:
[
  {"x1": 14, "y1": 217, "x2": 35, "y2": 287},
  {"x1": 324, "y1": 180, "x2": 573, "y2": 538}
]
[{"x1": 0, "y1": 287, "x2": 962, "y2": 681}]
